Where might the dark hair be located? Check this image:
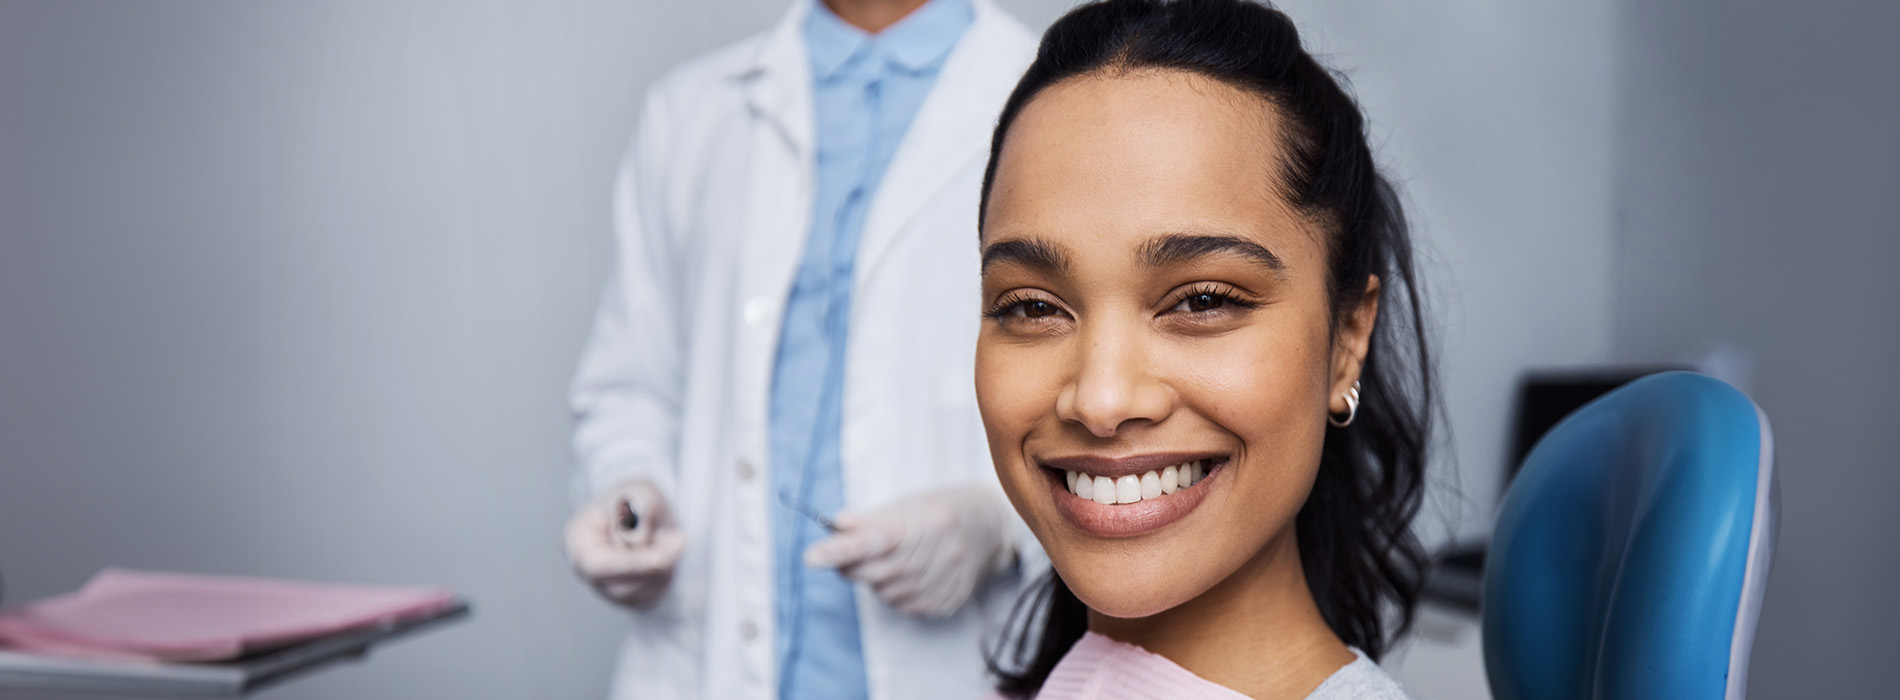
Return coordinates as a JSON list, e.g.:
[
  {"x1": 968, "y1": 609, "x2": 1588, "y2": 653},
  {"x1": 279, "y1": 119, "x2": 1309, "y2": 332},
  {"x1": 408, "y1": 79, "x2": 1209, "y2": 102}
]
[{"x1": 978, "y1": 0, "x2": 1435, "y2": 695}]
